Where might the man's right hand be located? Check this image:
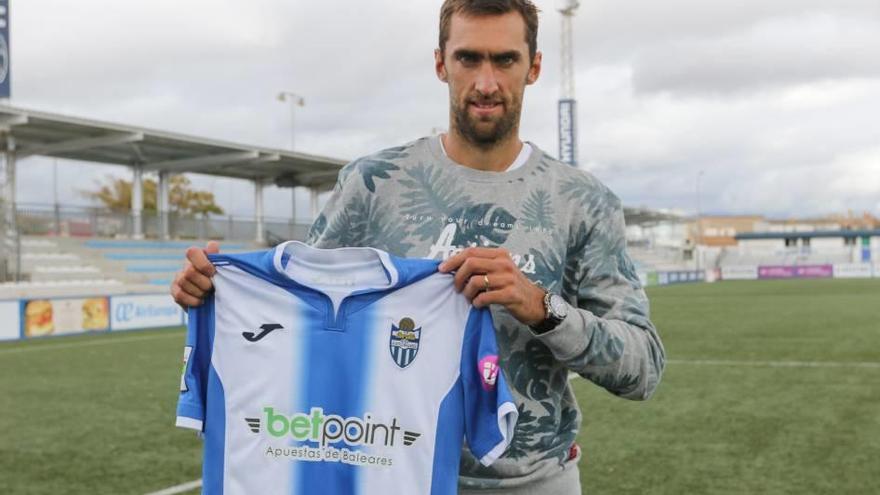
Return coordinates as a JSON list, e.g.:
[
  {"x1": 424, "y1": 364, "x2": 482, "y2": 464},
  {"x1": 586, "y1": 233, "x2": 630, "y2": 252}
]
[{"x1": 171, "y1": 241, "x2": 220, "y2": 308}]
